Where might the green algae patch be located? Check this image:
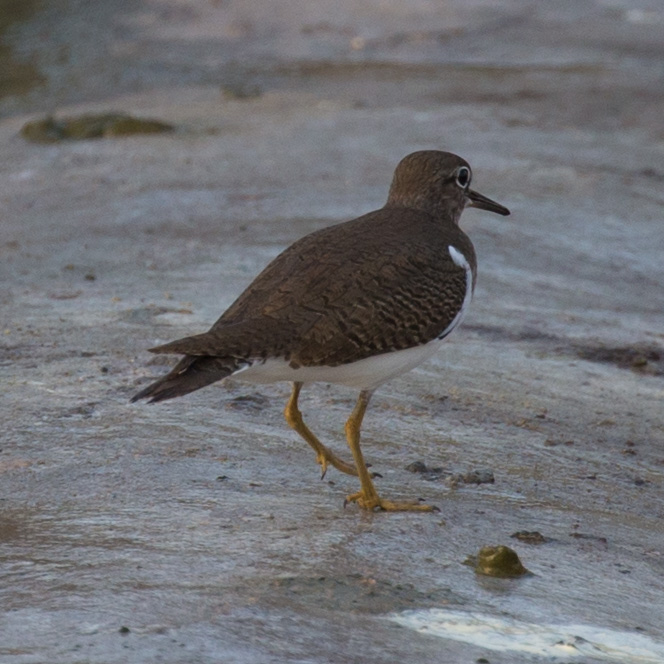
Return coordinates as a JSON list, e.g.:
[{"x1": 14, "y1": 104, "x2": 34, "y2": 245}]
[
  {"x1": 21, "y1": 113, "x2": 175, "y2": 143},
  {"x1": 465, "y1": 545, "x2": 531, "y2": 578}
]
